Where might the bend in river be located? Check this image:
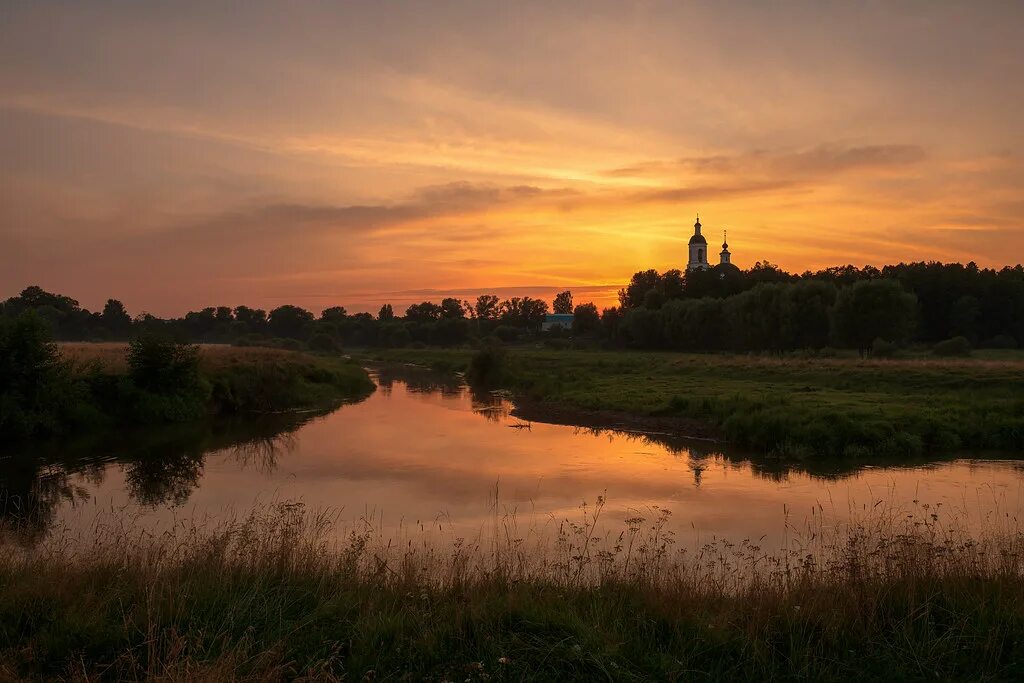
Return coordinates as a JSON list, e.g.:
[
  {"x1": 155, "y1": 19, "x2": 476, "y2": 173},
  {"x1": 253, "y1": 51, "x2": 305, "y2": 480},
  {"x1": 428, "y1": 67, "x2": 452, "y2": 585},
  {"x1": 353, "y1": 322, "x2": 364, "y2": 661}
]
[{"x1": 2, "y1": 364, "x2": 1022, "y2": 548}]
